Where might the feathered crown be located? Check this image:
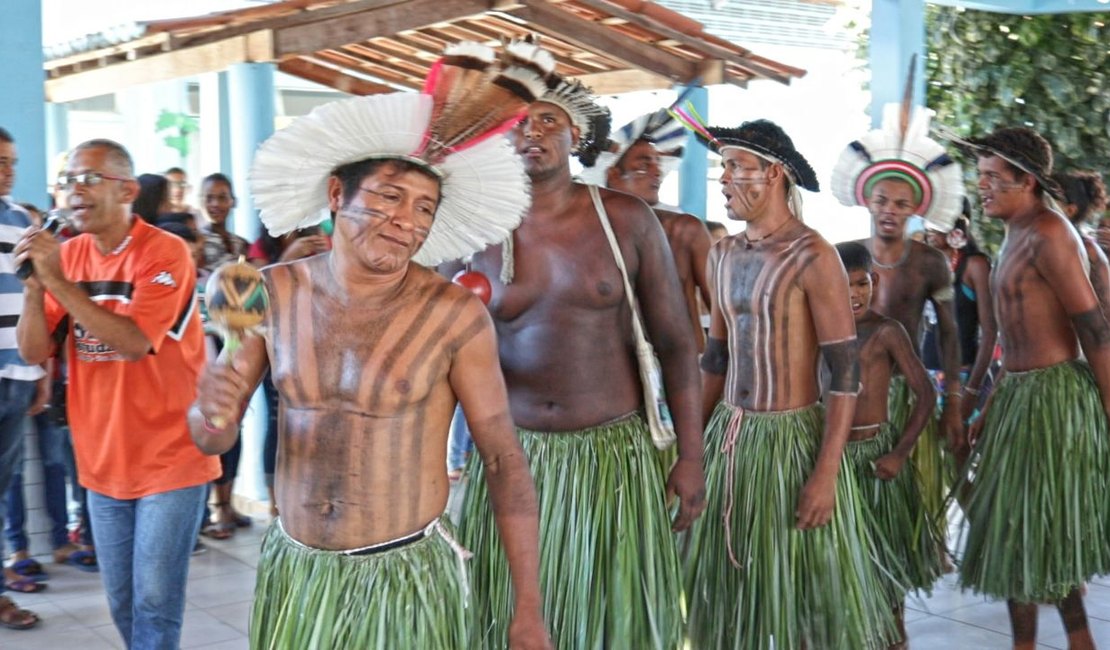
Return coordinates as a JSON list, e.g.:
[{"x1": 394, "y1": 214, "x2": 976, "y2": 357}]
[
  {"x1": 578, "y1": 106, "x2": 688, "y2": 186},
  {"x1": 831, "y1": 103, "x2": 964, "y2": 231},
  {"x1": 249, "y1": 41, "x2": 553, "y2": 266},
  {"x1": 539, "y1": 76, "x2": 612, "y2": 167}
]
